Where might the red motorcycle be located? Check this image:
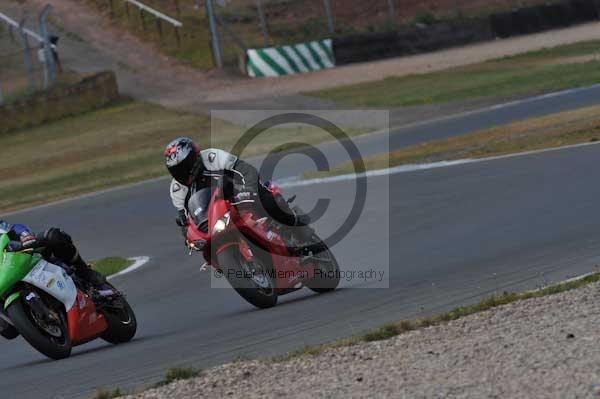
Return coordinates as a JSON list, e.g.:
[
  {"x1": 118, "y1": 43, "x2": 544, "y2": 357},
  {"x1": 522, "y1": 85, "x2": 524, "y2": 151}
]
[{"x1": 184, "y1": 178, "x2": 340, "y2": 308}]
